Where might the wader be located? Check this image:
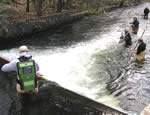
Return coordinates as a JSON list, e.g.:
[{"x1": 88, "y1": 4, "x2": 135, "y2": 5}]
[
  {"x1": 136, "y1": 51, "x2": 145, "y2": 64},
  {"x1": 144, "y1": 14, "x2": 148, "y2": 19},
  {"x1": 132, "y1": 26, "x2": 138, "y2": 34},
  {"x1": 129, "y1": 26, "x2": 133, "y2": 34}
]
